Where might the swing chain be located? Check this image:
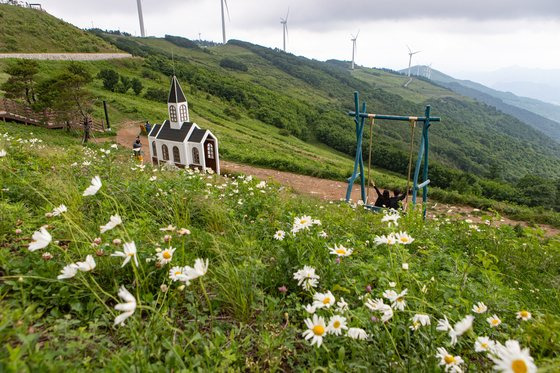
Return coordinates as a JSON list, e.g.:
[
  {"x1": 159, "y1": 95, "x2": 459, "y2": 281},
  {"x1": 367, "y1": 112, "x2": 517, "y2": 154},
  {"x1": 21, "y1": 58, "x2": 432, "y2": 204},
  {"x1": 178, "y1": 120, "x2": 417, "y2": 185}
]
[{"x1": 404, "y1": 119, "x2": 416, "y2": 209}]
